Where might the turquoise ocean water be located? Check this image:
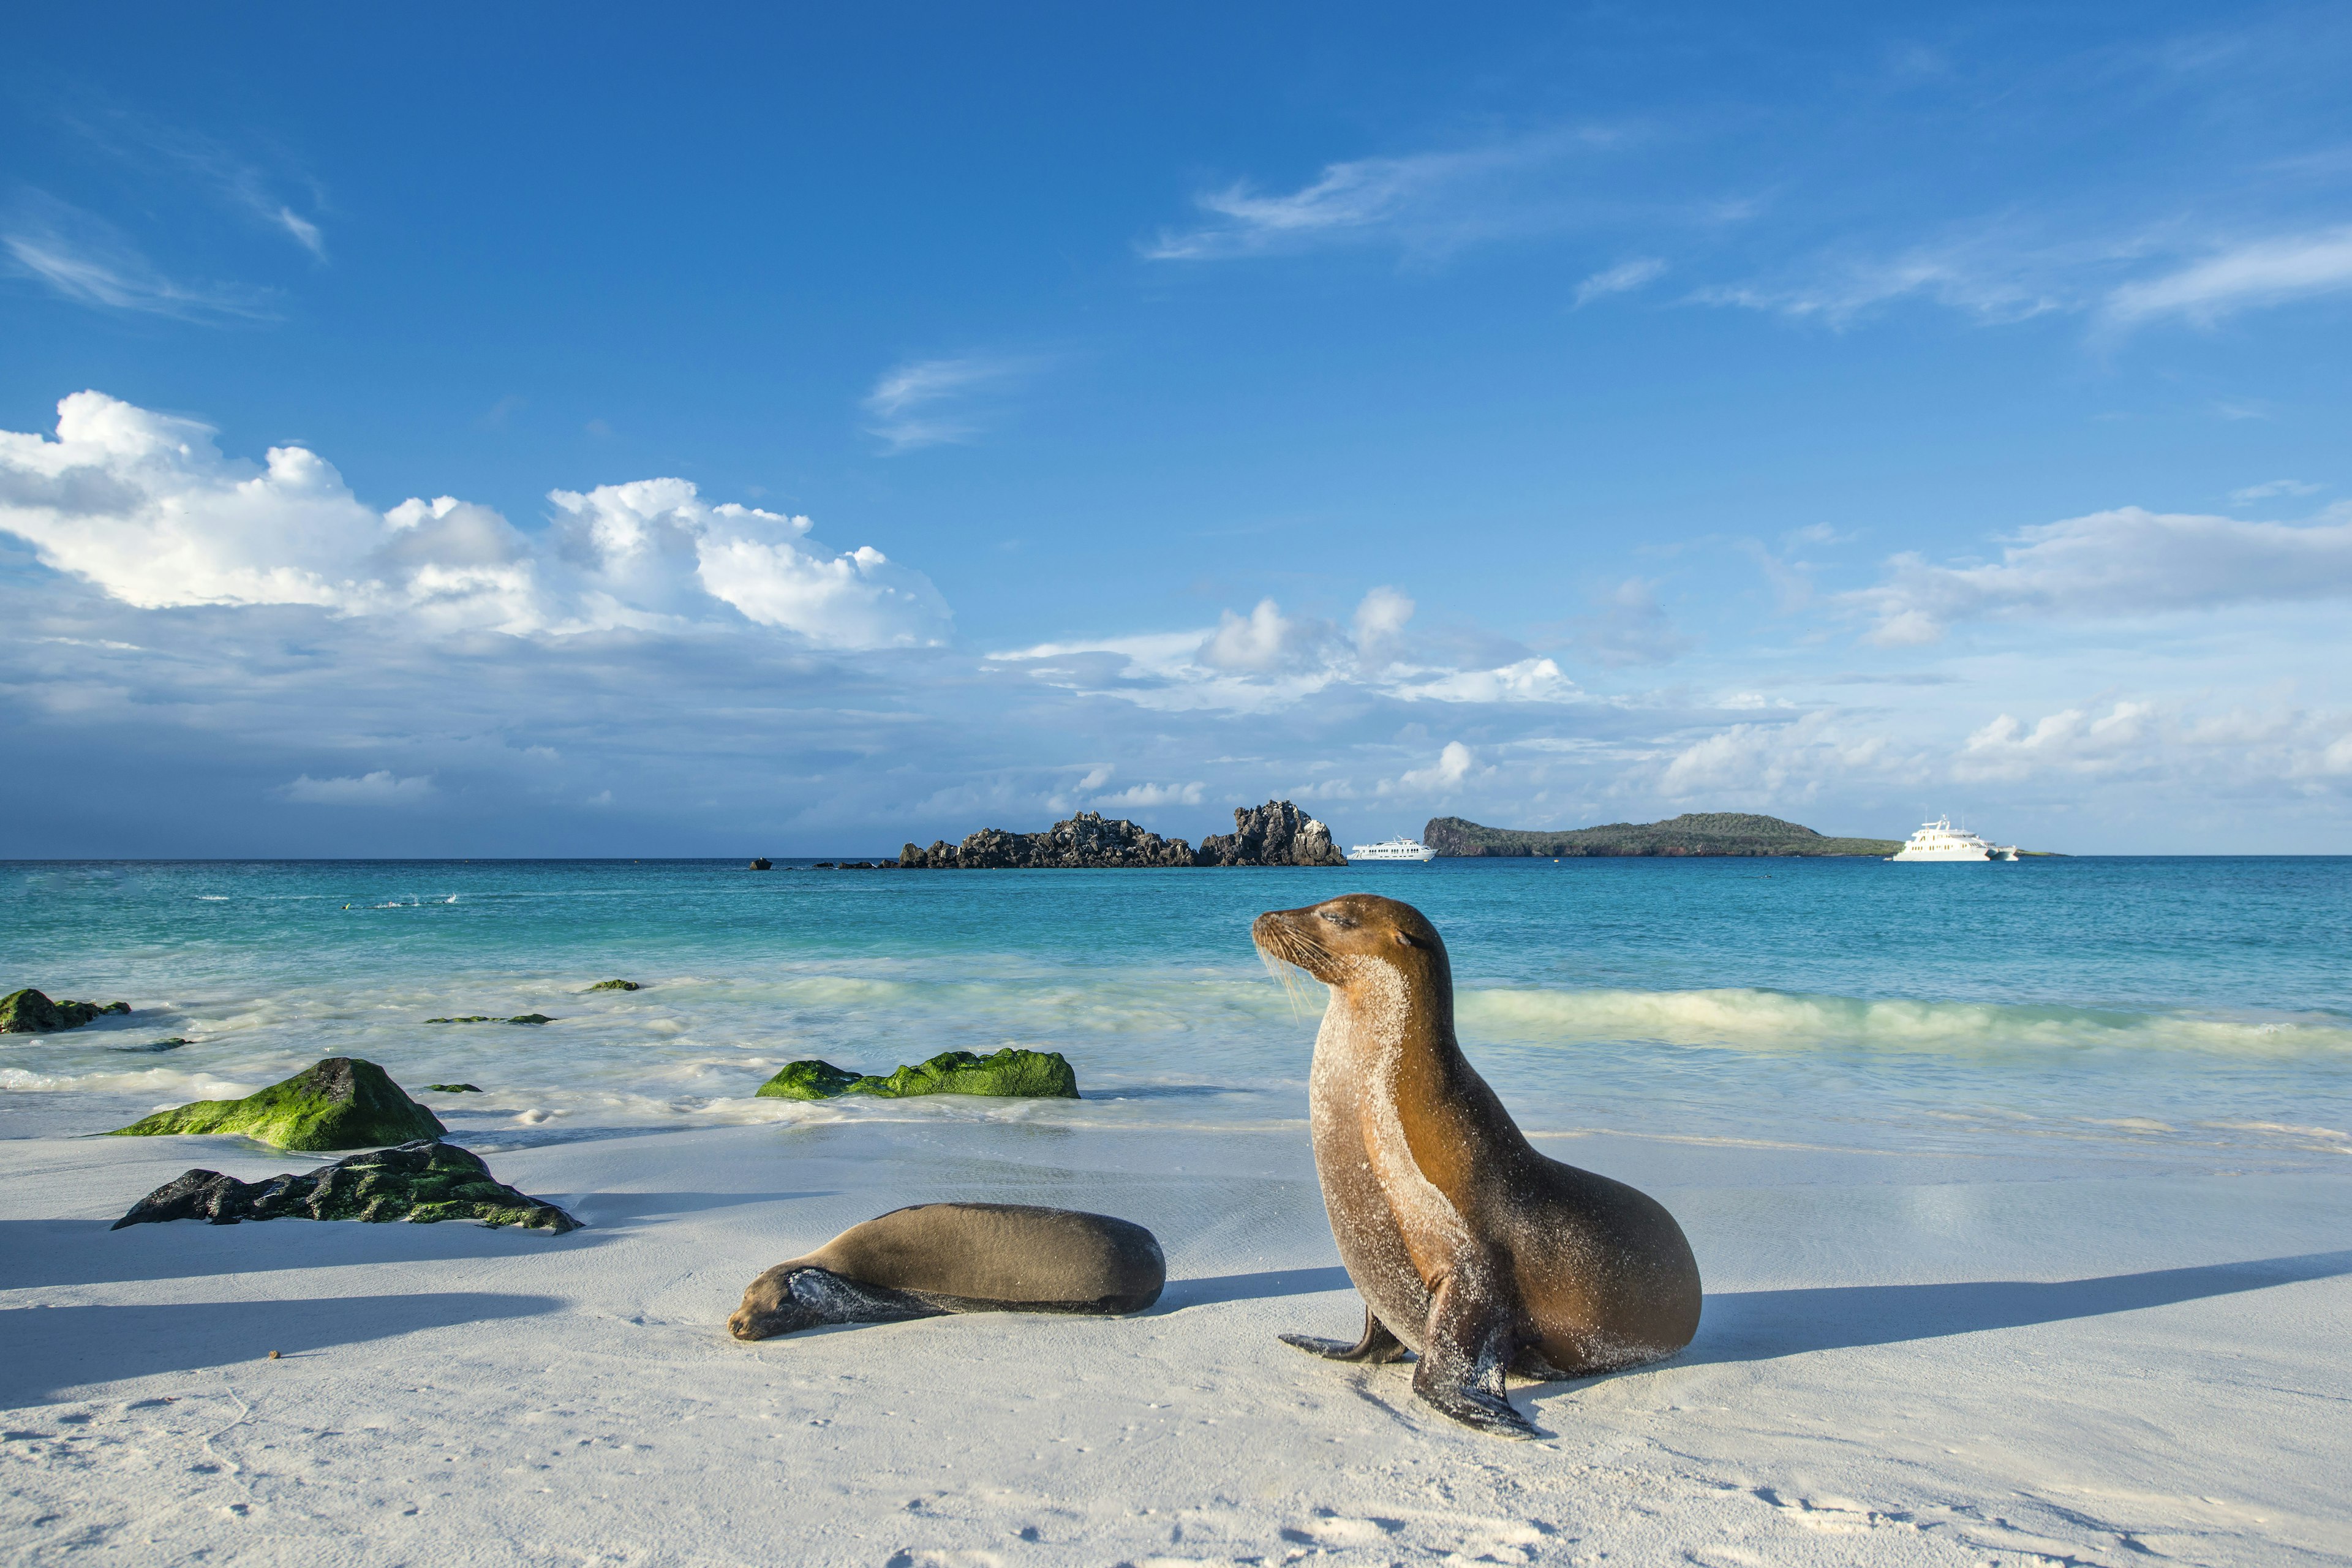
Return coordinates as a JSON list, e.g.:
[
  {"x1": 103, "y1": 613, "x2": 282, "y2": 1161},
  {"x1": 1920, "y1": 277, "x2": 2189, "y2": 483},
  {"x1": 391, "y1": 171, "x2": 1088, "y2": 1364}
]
[{"x1": 3, "y1": 857, "x2": 2348, "y2": 1174}]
